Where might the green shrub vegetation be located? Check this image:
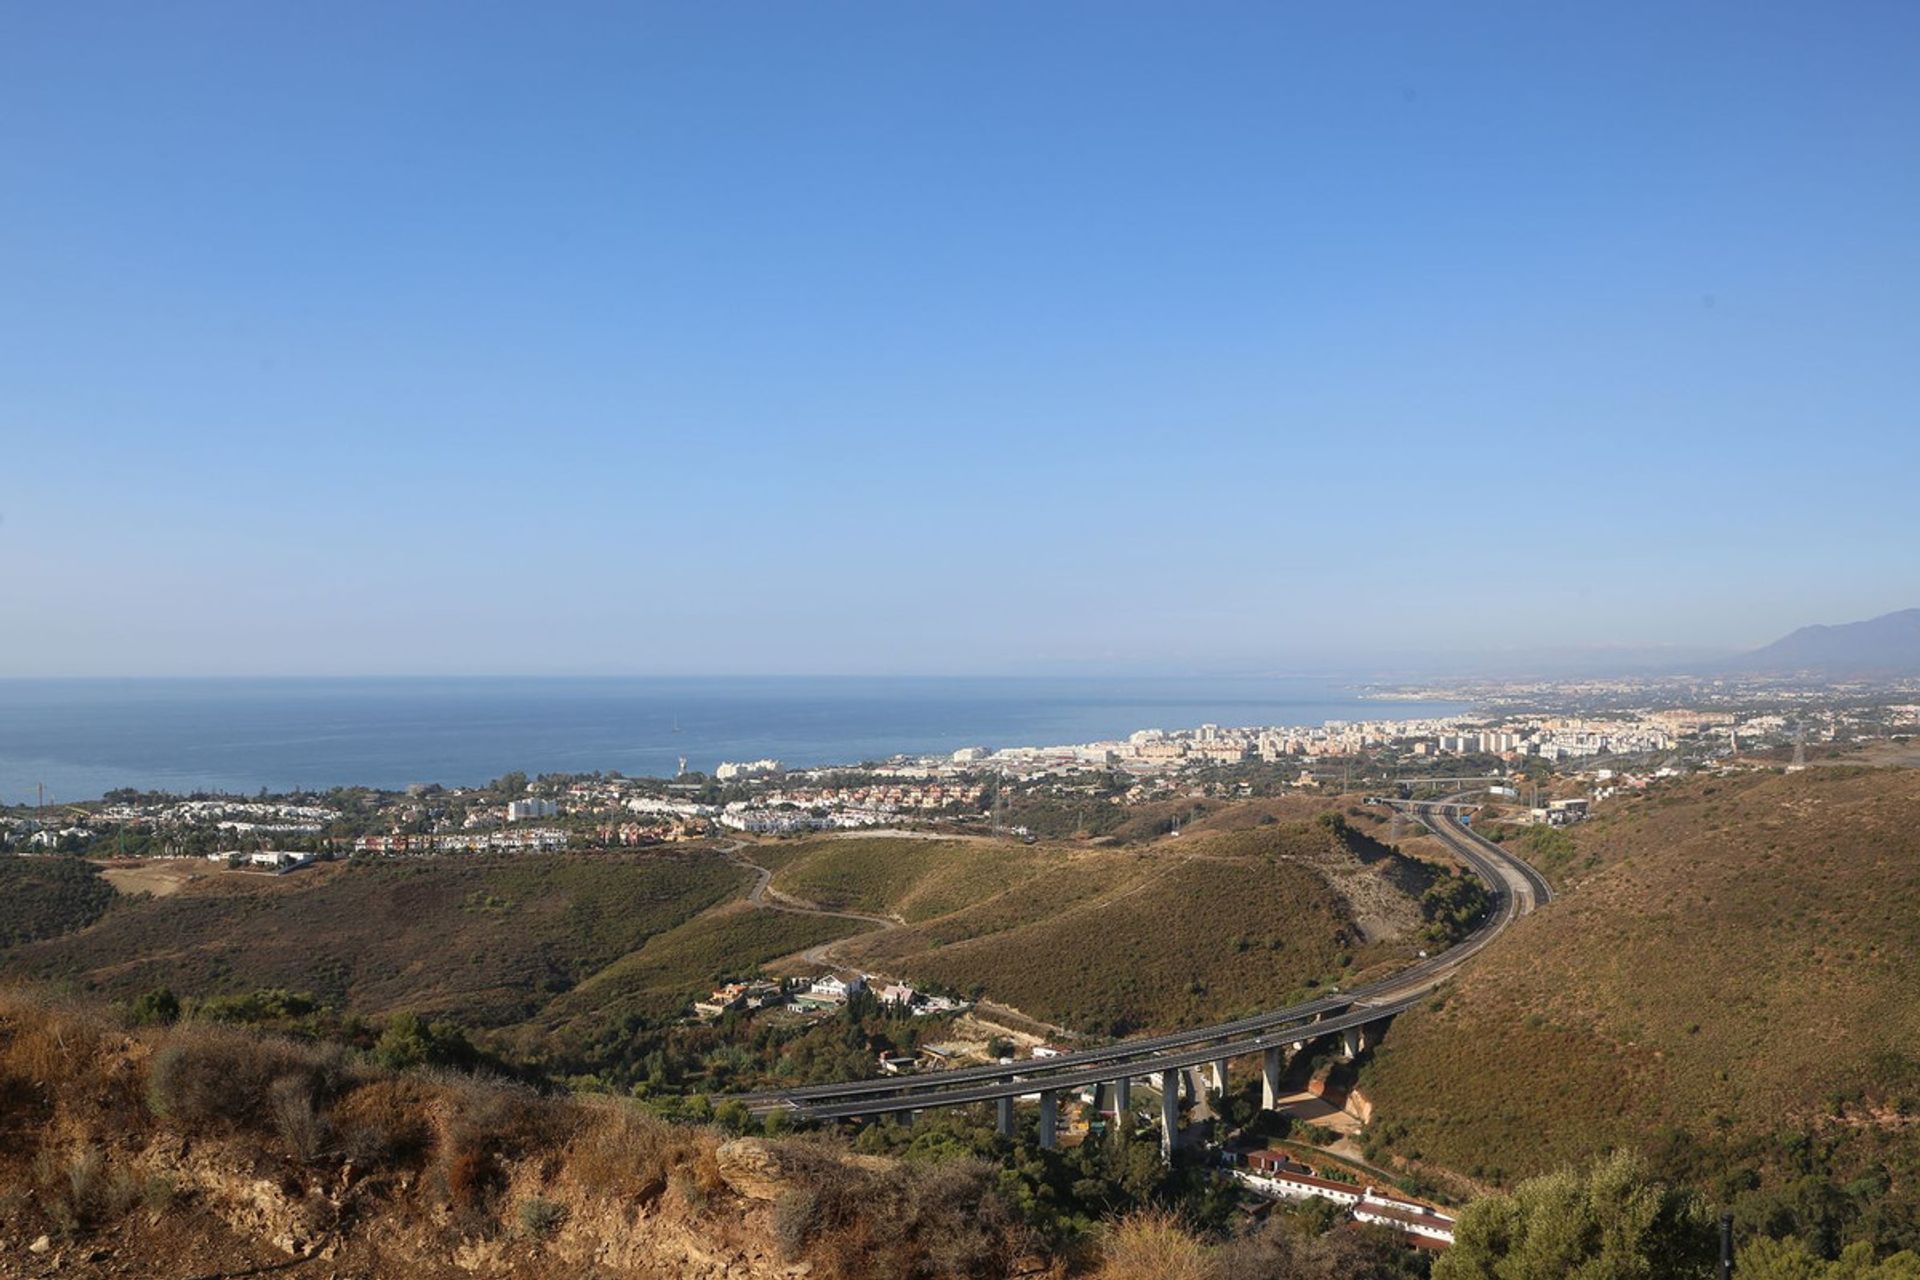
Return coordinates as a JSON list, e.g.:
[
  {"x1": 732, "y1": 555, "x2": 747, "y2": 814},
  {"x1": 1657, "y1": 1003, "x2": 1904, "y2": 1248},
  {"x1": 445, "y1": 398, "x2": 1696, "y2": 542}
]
[
  {"x1": 5, "y1": 853, "x2": 748, "y2": 1027},
  {"x1": 1437, "y1": 1151, "x2": 1715, "y2": 1279},
  {"x1": 0, "y1": 856, "x2": 117, "y2": 947}
]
